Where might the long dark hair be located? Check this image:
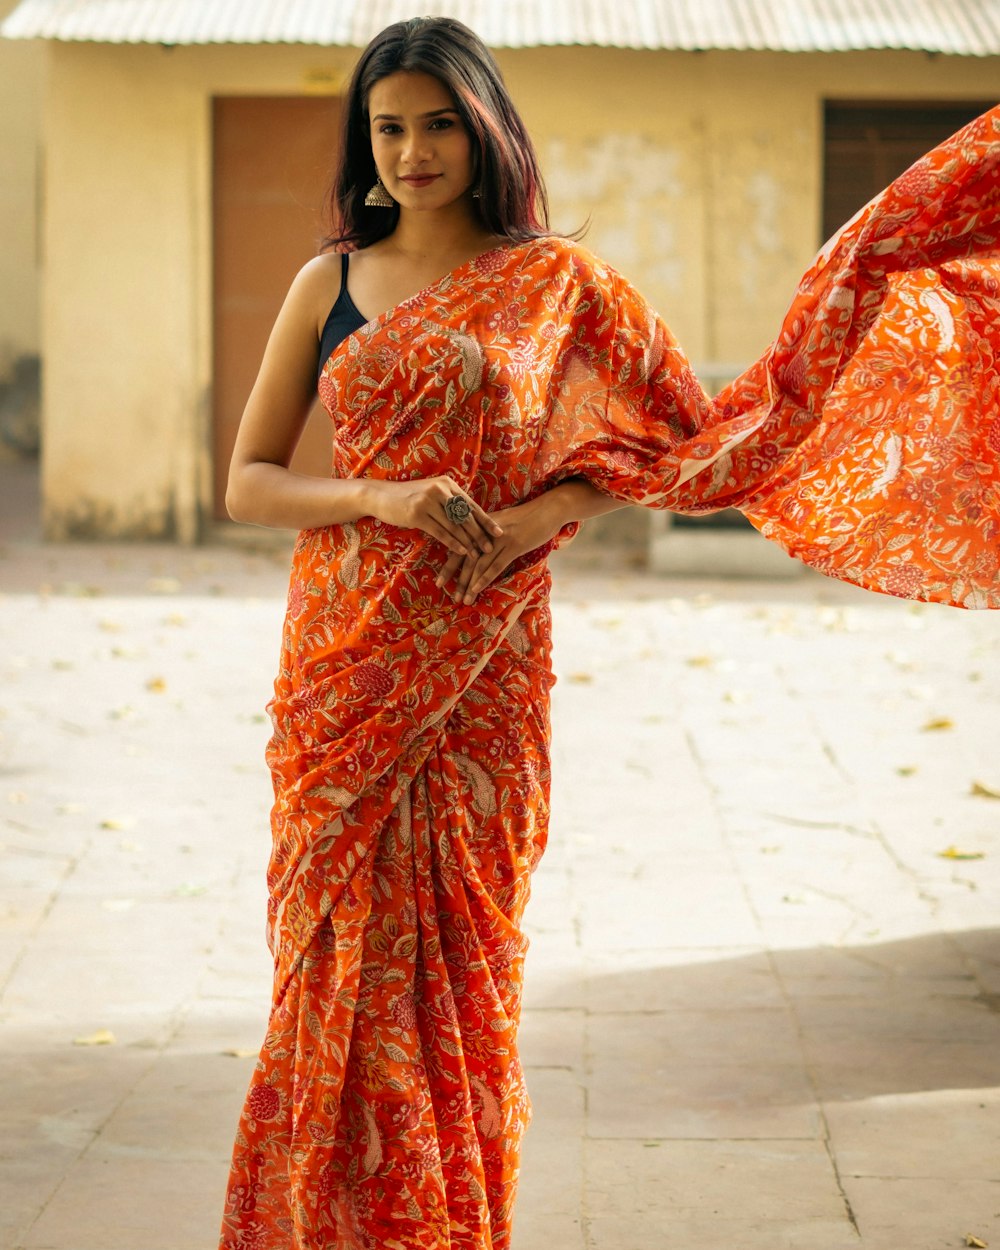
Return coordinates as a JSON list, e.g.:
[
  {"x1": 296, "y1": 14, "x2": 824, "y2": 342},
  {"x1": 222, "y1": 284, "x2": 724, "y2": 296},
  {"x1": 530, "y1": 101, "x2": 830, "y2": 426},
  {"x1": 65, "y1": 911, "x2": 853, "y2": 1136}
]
[{"x1": 326, "y1": 17, "x2": 550, "y2": 250}]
